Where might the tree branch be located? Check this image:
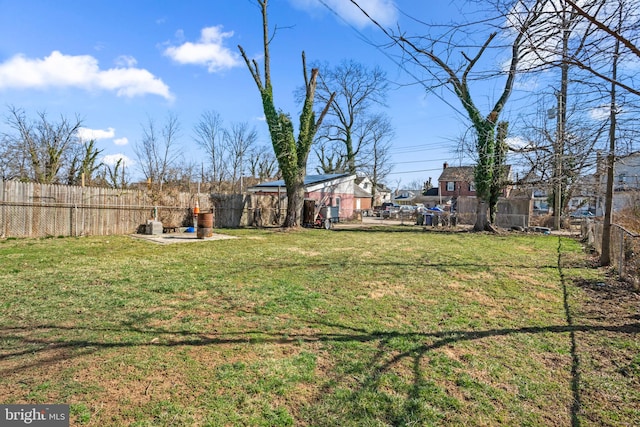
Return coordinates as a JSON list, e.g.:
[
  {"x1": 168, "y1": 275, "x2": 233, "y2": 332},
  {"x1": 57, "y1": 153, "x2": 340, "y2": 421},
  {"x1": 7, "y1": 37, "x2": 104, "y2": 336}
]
[
  {"x1": 562, "y1": 0, "x2": 640, "y2": 59},
  {"x1": 238, "y1": 45, "x2": 264, "y2": 91}
]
